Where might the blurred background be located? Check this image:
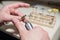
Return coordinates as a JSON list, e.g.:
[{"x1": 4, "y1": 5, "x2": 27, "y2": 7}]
[
  {"x1": 0, "y1": 0, "x2": 60, "y2": 9},
  {"x1": 0, "y1": 0, "x2": 60, "y2": 40}
]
